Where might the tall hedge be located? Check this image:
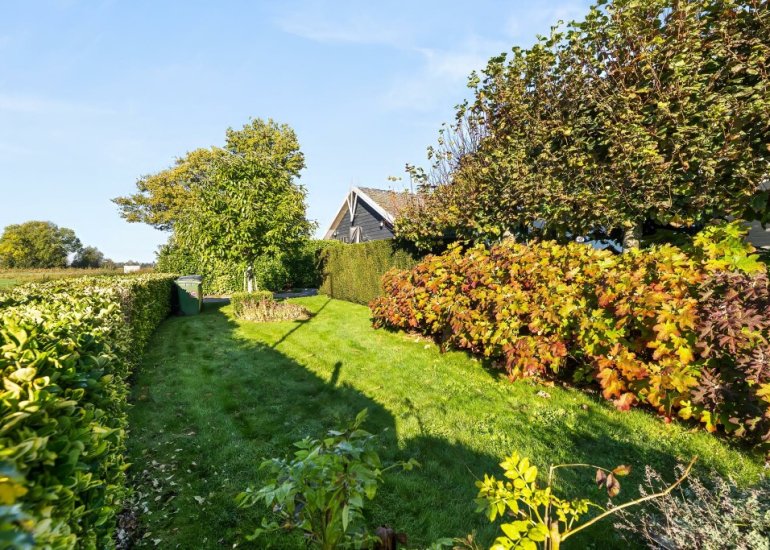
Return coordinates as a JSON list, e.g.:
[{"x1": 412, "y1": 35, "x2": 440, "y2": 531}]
[
  {"x1": 0, "y1": 274, "x2": 176, "y2": 548},
  {"x1": 318, "y1": 240, "x2": 419, "y2": 305}
]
